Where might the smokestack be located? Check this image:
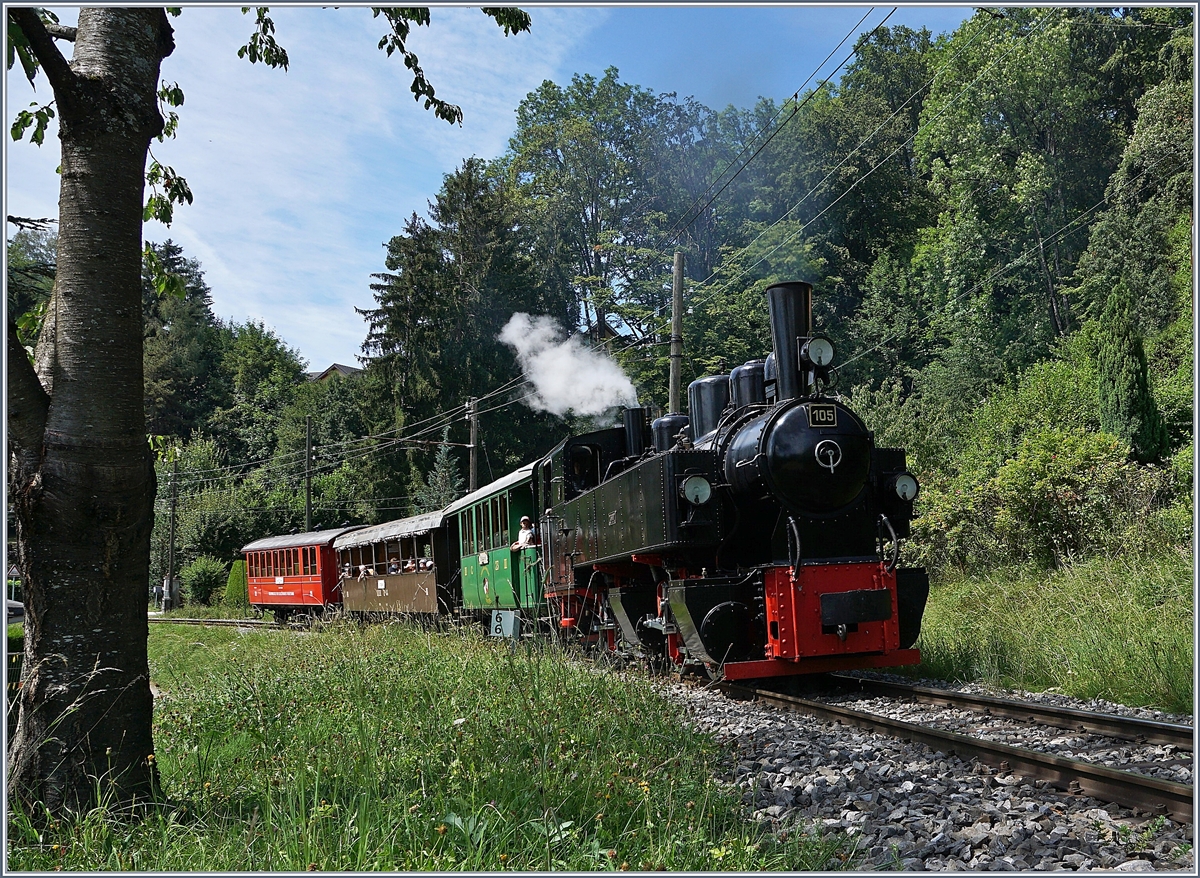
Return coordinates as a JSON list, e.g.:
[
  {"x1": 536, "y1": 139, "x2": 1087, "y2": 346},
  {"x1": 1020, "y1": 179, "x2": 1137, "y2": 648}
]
[{"x1": 765, "y1": 281, "x2": 813, "y2": 402}]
